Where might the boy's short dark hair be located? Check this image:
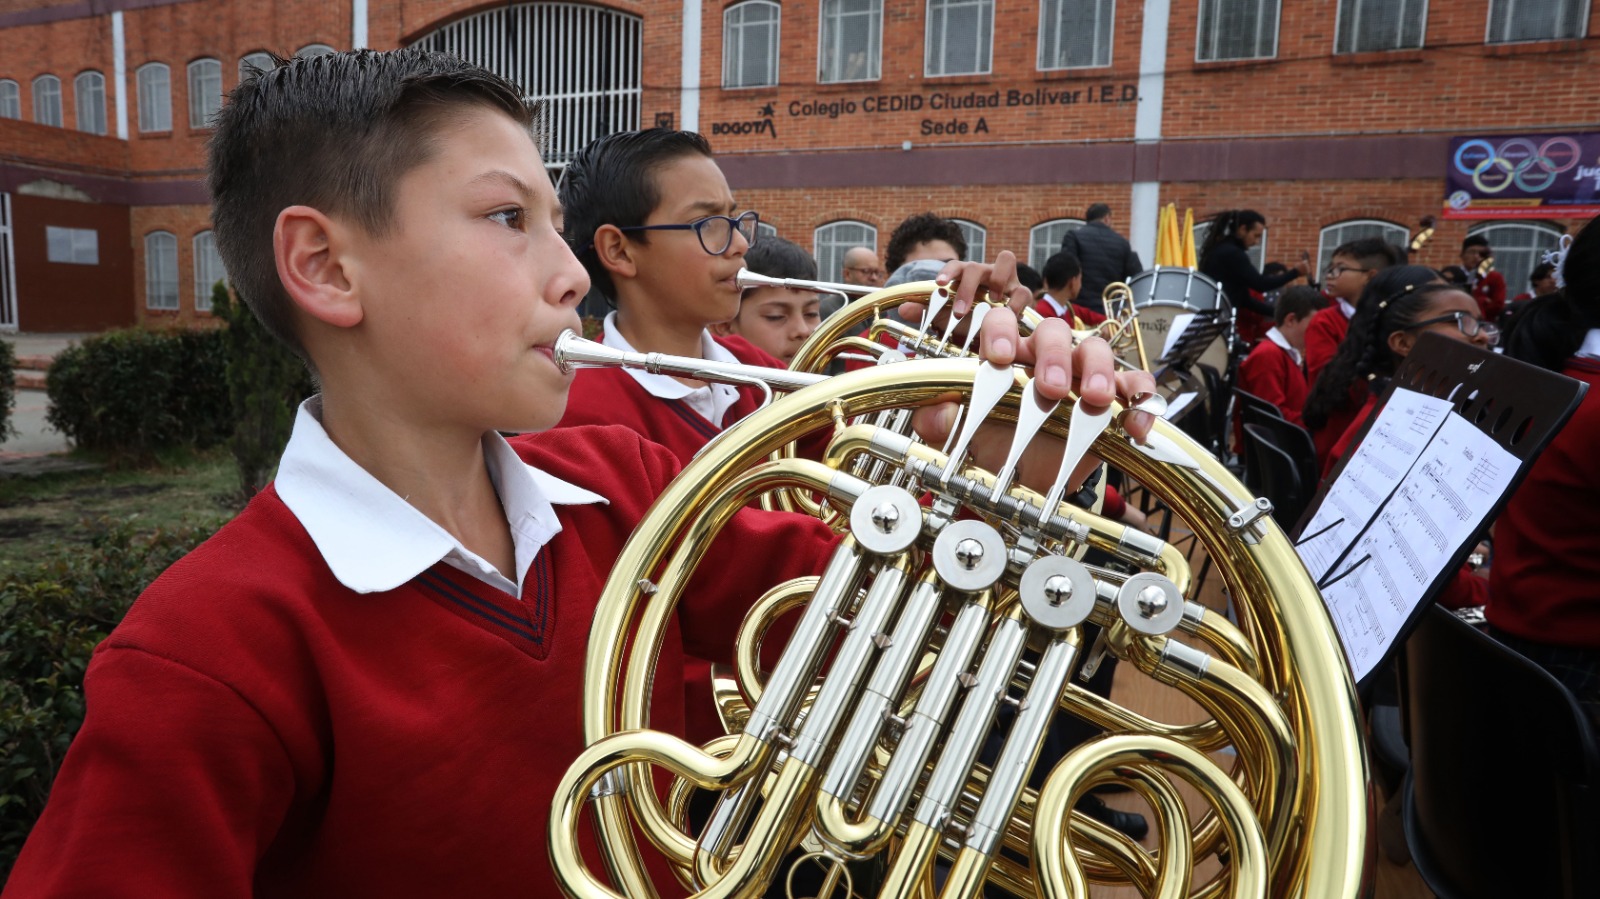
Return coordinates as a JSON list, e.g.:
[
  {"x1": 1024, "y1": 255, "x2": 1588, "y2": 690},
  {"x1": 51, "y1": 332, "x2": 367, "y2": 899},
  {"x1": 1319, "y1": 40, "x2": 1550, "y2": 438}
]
[
  {"x1": 1084, "y1": 203, "x2": 1111, "y2": 222},
  {"x1": 1332, "y1": 236, "x2": 1400, "y2": 272},
  {"x1": 1462, "y1": 234, "x2": 1491, "y2": 252},
  {"x1": 1274, "y1": 284, "x2": 1327, "y2": 325},
  {"x1": 1015, "y1": 263, "x2": 1044, "y2": 294},
  {"x1": 1438, "y1": 265, "x2": 1471, "y2": 286},
  {"x1": 1529, "y1": 262, "x2": 1557, "y2": 286},
  {"x1": 558, "y1": 129, "x2": 714, "y2": 300},
  {"x1": 1041, "y1": 251, "x2": 1081, "y2": 291},
  {"x1": 742, "y1": 235, "x2": 815, "y2": 283},
  {"x1": 884, "y1": 212, "x2": 966, "y2": 273},
  {"x1": 207, "y1": 48, "x2": 532, "y2": 365}
]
